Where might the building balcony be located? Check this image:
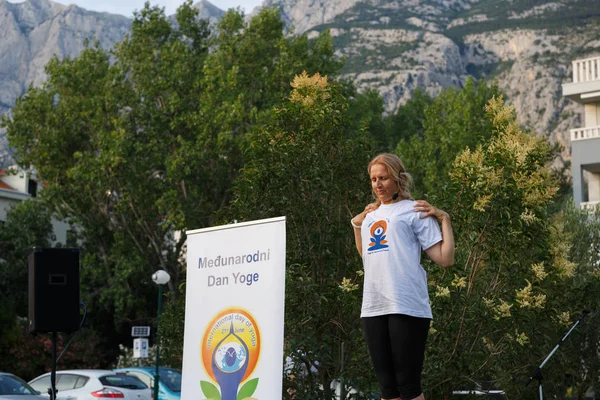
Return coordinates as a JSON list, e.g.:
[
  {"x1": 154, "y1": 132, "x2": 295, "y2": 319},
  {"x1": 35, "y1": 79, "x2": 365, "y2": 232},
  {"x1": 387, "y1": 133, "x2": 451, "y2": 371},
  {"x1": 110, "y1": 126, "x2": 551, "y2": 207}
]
[
  {"x1": 571, "y1": 125, "x2": 600, "y2": 142},
  {"x1": 573, "y1": 56, "x2": 600, "y2": 84},
  {"x1": 581, "y1": 200, "x2": 600, "y2": 211},
  {"x1": 562, "y1": 55, "x2": 600, "y2": 104}
]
